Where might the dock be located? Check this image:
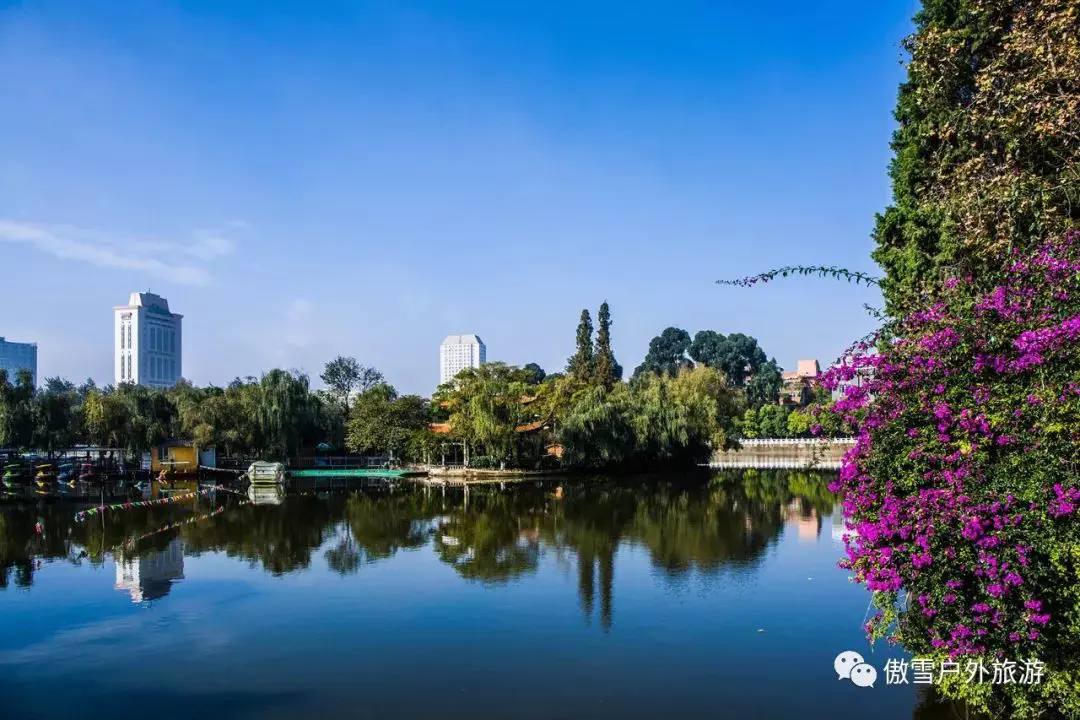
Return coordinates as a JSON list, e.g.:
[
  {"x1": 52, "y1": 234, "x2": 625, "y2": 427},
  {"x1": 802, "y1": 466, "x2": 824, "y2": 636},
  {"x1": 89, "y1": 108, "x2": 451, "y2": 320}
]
[{"x1": 288, "y1": 468, "x2": 427, "y2": 479}]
